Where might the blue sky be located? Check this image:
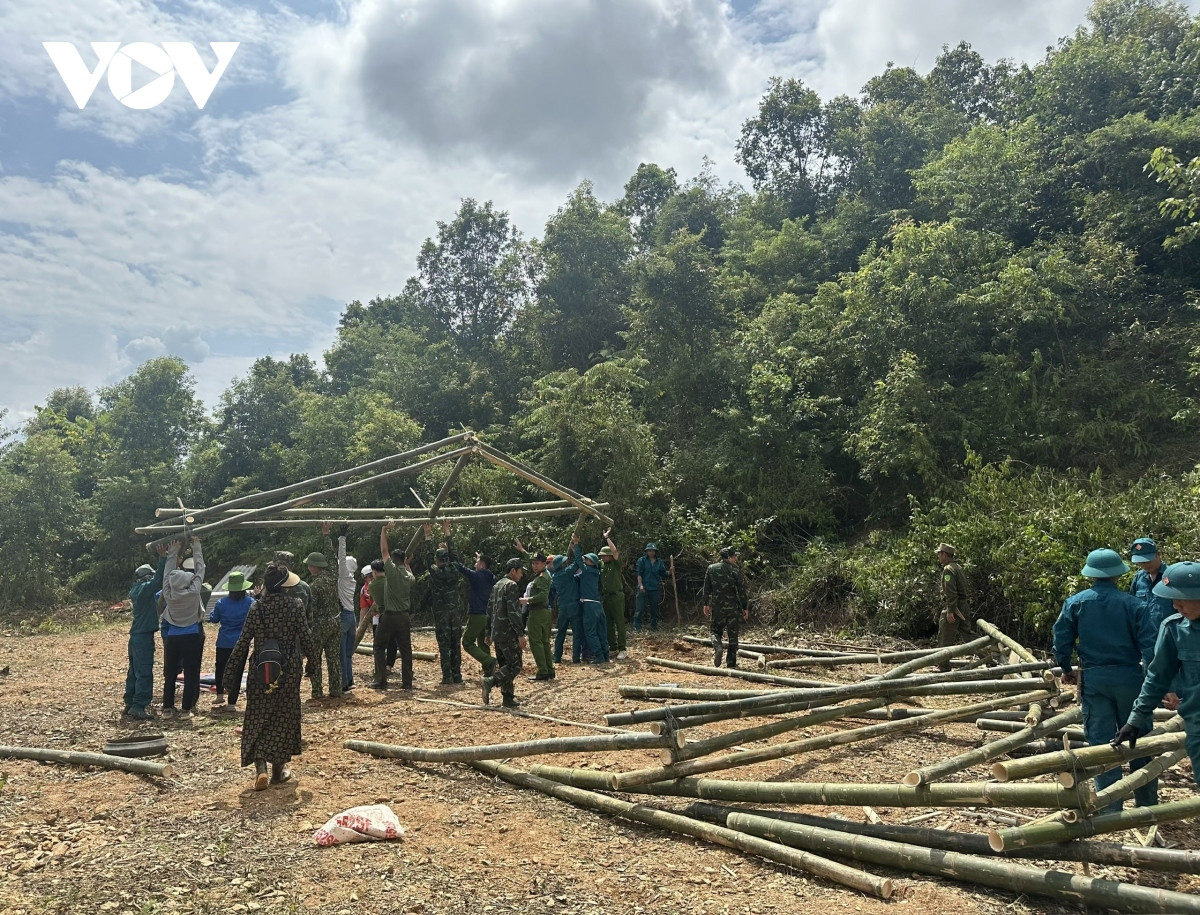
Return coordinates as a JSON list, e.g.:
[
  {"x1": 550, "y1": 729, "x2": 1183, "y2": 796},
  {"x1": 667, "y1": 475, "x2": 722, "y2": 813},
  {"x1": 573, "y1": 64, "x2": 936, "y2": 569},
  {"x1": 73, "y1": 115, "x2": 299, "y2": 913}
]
[{"x1": 2, "y1": 0, "x2": 1195, "y2": 429}]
